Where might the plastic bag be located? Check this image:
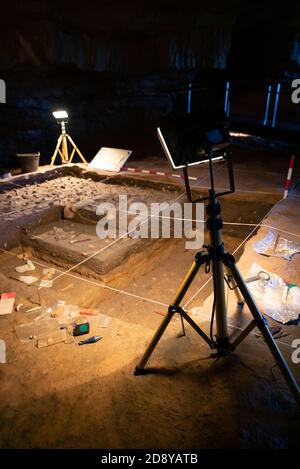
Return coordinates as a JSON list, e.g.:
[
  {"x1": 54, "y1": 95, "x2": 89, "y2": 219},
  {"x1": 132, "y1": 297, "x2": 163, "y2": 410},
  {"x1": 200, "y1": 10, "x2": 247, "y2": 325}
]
[
  {"x1": 254, "y1": 231, "x2": 300, "y2": 261},
  {"x1": 246, "y1": 263, "x2": 300, "y2": 324}
]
